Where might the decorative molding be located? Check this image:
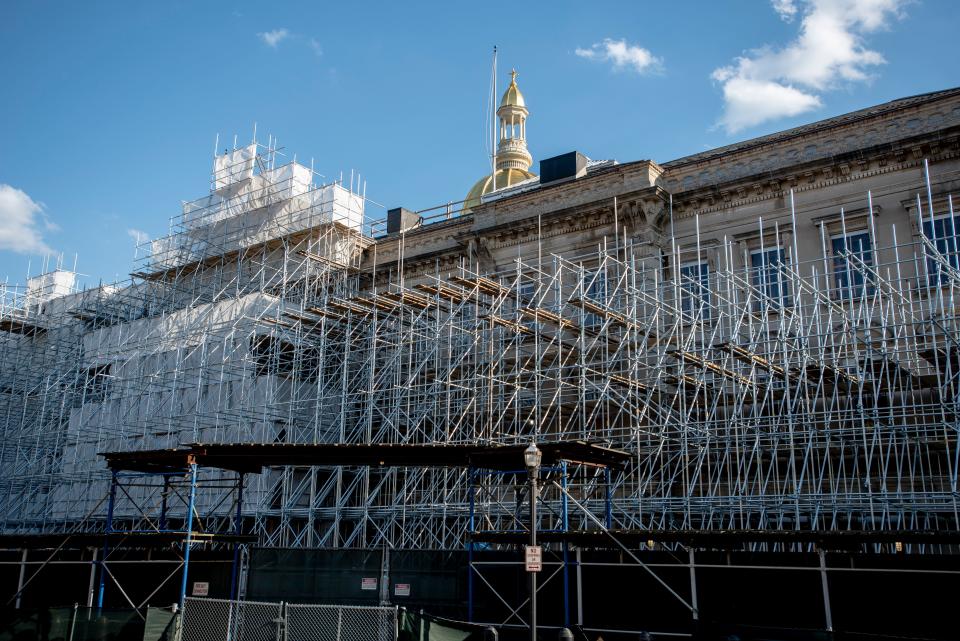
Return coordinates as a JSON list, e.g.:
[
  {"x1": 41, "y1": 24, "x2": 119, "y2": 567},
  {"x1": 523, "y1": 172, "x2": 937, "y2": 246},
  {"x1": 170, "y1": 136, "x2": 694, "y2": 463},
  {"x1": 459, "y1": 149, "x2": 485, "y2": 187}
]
[
  {"x1": 671, "y1": 142, "x2": 960, "y2": 220},
  {"x1": 664, "y1": 103, "x2": 960, "y2": 192}
]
